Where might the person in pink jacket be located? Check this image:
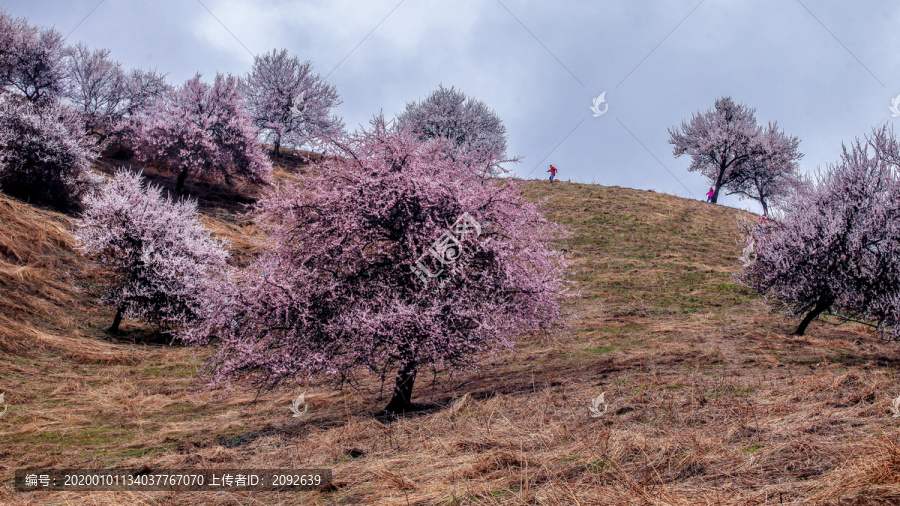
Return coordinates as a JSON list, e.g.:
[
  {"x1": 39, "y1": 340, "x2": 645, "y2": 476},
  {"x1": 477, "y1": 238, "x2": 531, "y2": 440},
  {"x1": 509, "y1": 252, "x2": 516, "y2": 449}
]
[
  {"x1": 706, "y1": 187, "x2": 714, "y2": 203},
  {"x1": 547, "y1": 165, "x2": 558, "y2": 183}
]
